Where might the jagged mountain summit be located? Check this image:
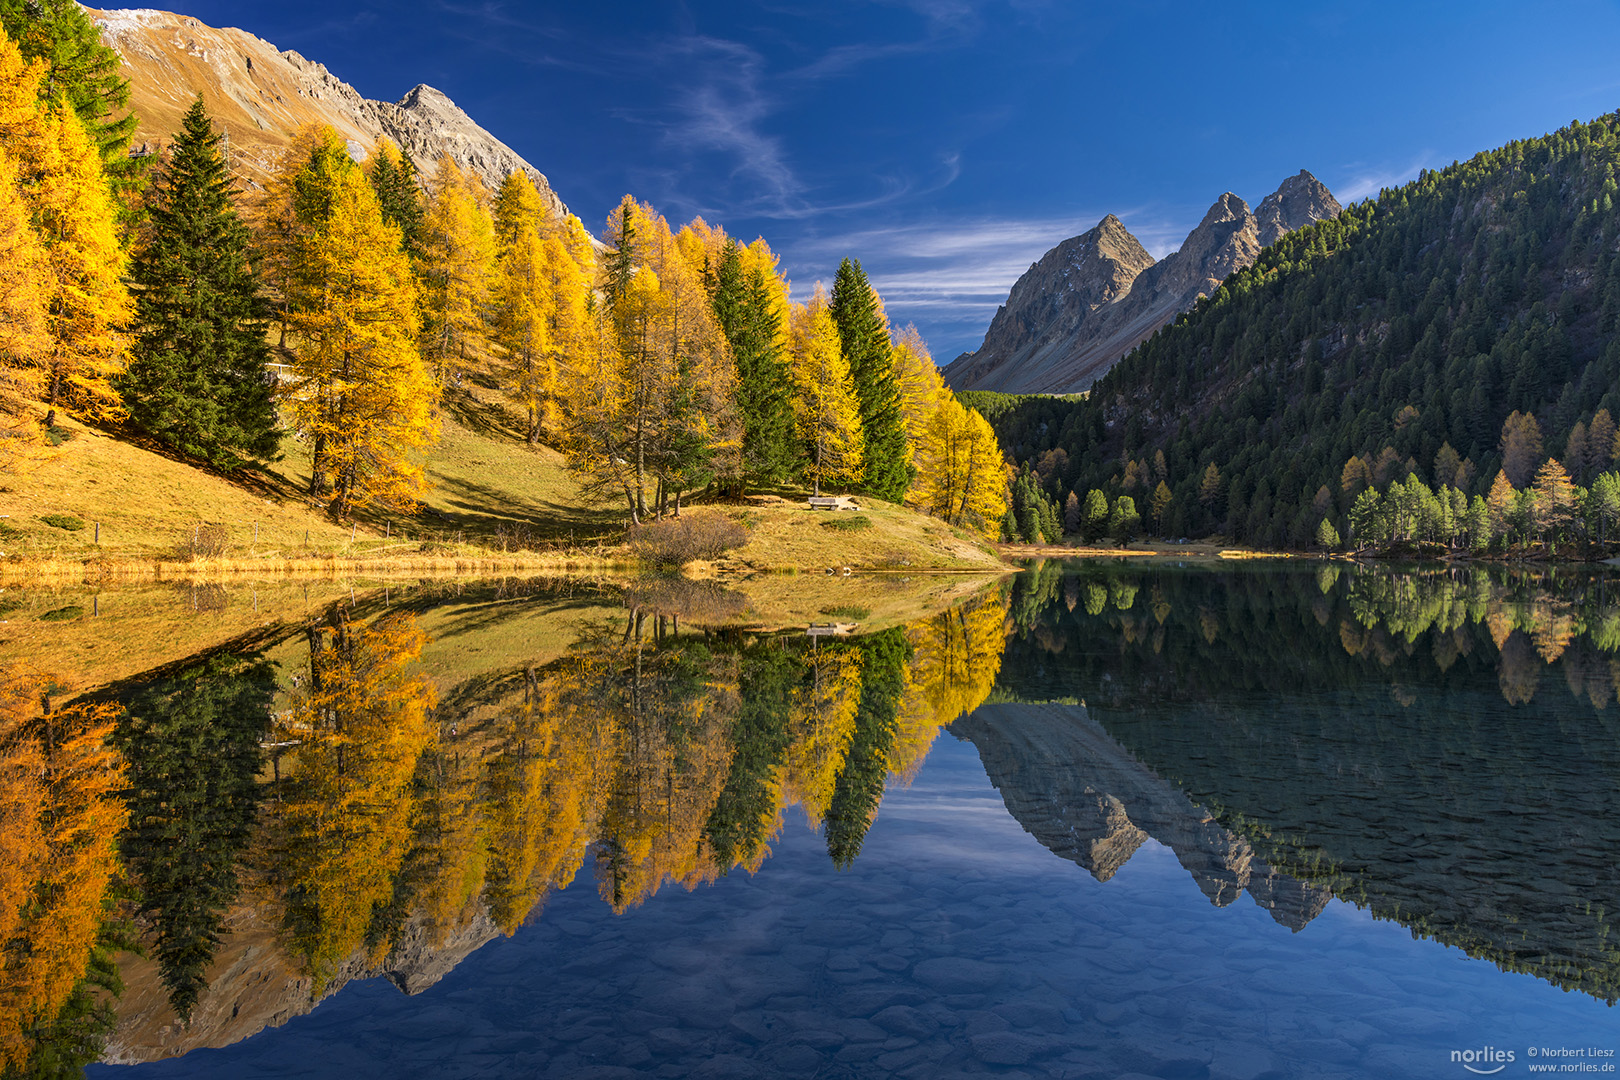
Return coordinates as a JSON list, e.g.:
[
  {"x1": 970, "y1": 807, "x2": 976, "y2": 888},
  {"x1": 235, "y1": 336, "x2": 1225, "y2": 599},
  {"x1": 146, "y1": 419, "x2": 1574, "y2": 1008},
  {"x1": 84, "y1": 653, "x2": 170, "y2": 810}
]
[
  {"x1": 944, "y1": 171, "x2": 1342, "y2": 394},
  {"x1": 88, "y1": 6, "x2": 569, "y2": 210}
]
